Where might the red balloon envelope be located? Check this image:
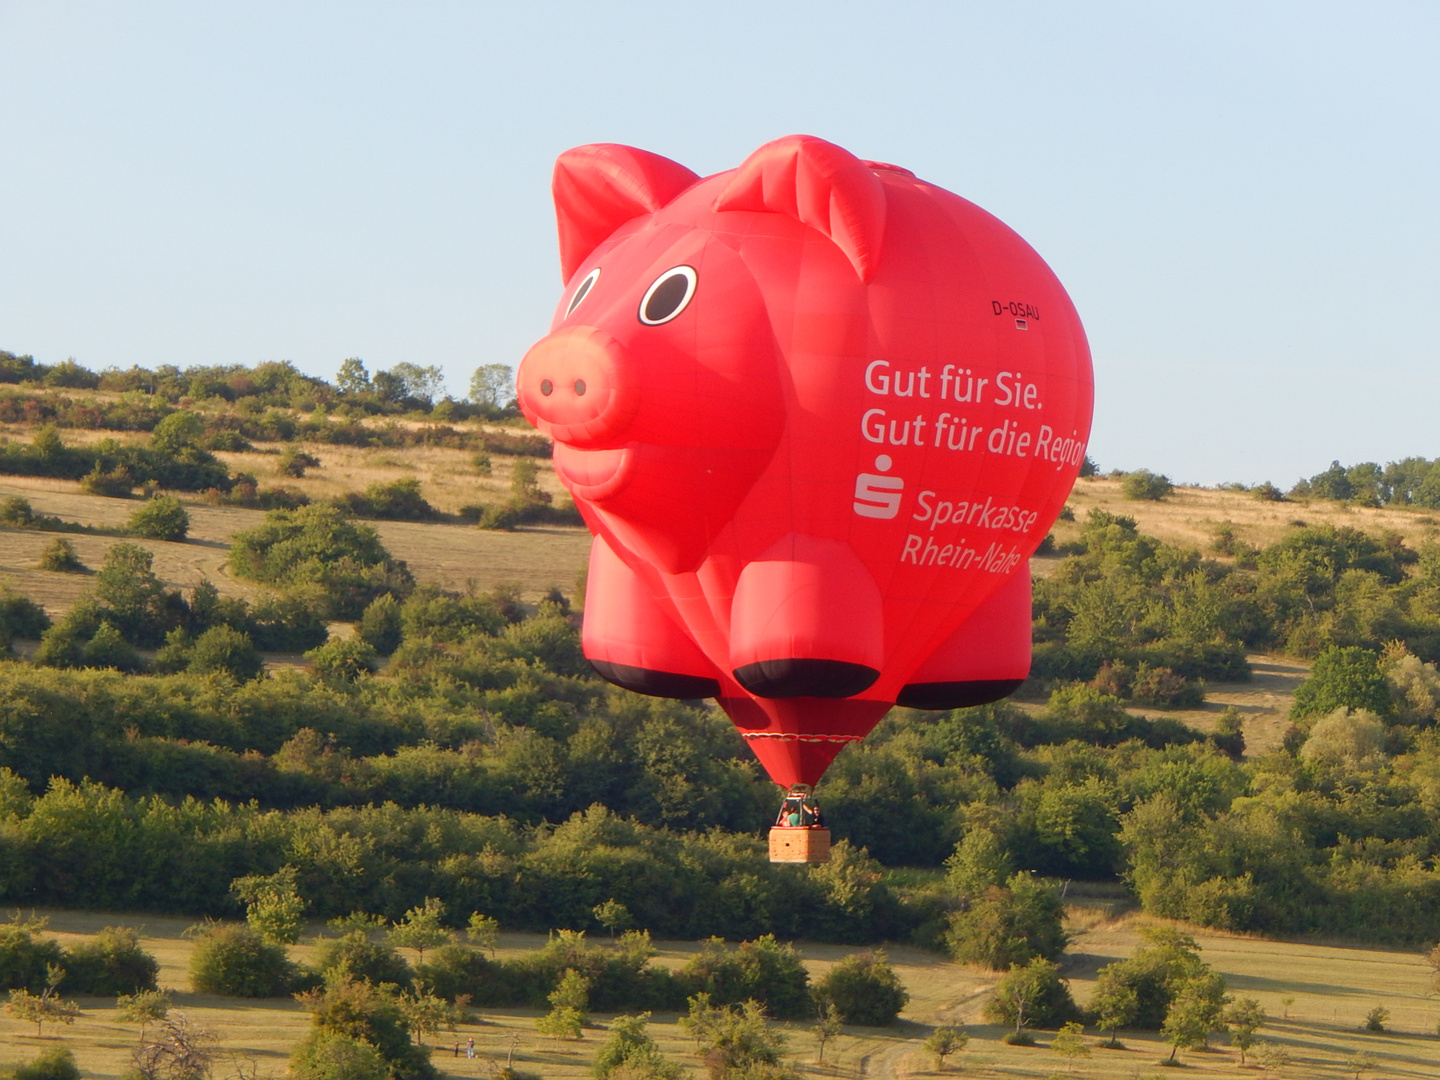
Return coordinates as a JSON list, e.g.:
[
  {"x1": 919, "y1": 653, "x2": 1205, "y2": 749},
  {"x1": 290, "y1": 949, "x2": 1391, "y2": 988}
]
[{"x1": 518, "y1": 135, "x2": 1093, "y2": 790}]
